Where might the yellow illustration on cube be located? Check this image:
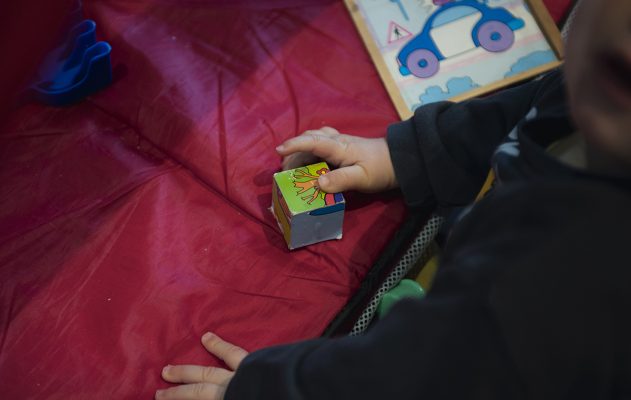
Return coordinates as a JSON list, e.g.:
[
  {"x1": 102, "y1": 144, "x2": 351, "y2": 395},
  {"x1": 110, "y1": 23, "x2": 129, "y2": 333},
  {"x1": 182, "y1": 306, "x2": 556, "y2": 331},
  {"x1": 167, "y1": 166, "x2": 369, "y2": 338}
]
[{"x1": 271, "y1": 162, "x2": 345, "y2": 250}]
